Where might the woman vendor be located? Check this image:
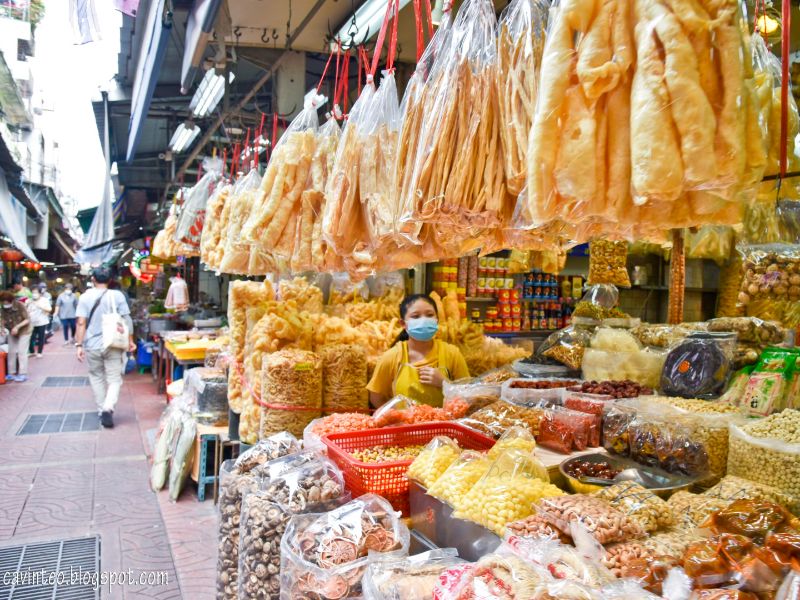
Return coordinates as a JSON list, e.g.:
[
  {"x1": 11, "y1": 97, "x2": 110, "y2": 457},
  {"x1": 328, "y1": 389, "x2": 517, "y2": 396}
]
[{"x1": 368, "y1": 294, "x2": 470, "y2": 408}]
